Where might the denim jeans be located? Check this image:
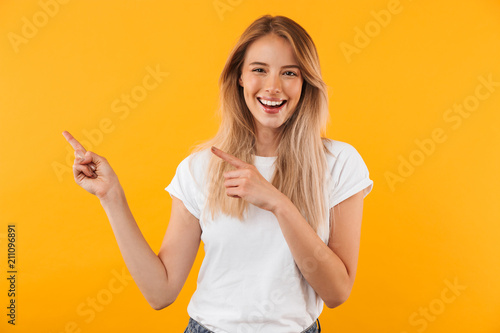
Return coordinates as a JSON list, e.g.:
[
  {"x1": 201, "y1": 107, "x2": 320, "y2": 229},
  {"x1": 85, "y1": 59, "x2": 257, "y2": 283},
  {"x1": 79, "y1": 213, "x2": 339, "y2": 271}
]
[{"x1": 183, "y1": 317, "x2": 321, "y2": 333}]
